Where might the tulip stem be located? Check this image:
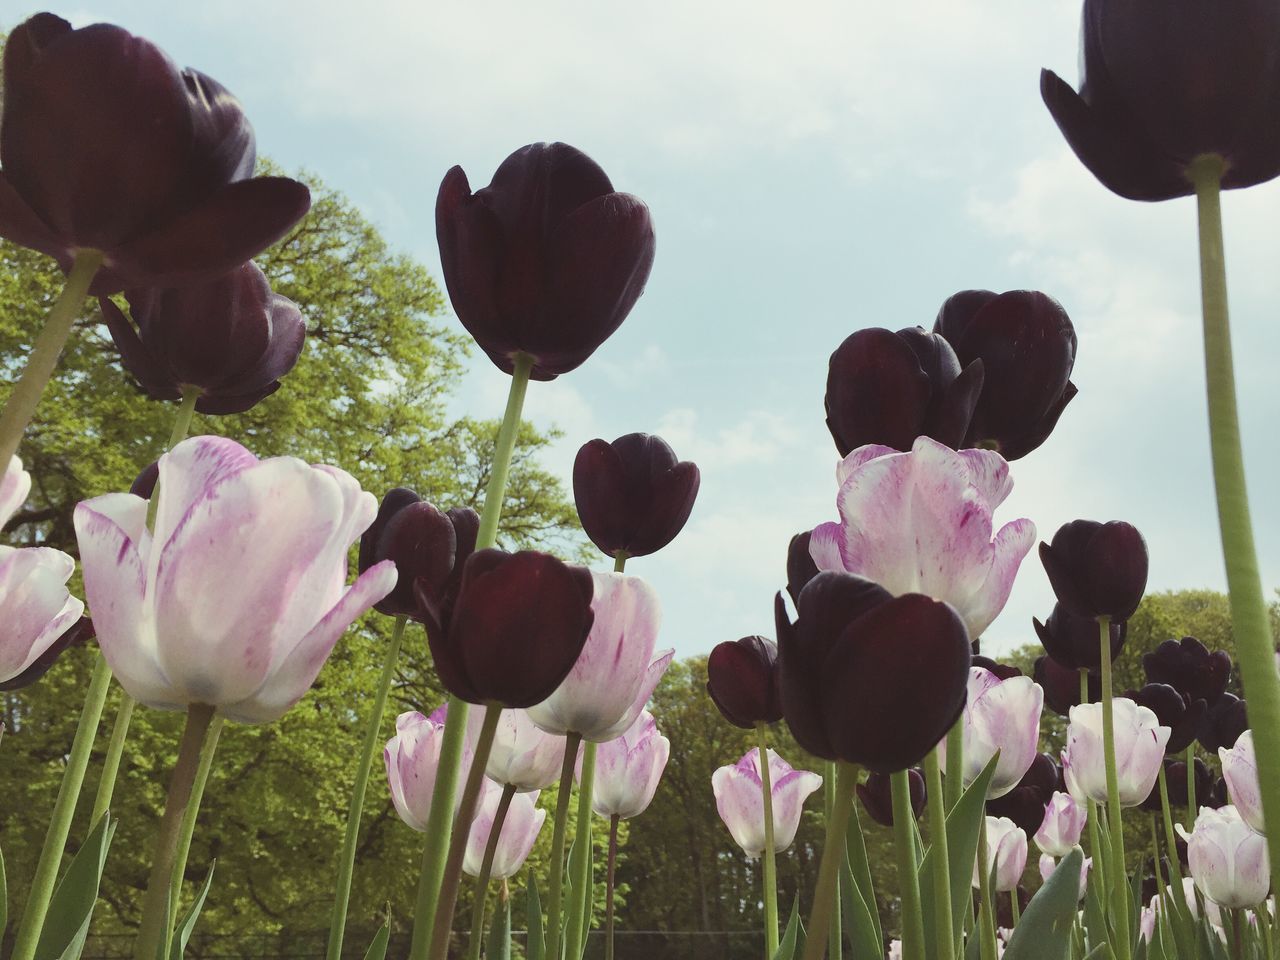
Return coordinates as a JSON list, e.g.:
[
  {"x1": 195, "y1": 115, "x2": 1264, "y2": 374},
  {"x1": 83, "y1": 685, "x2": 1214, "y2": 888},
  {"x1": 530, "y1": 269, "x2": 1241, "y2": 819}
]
[
  {"x1": 944, "y1": 719, "x2": 964, "y2": 811},
  {"x1": 325, "y1": 614, "x2": 408, "y2": 960},
  {"x1": 0, "y1": 248, "x2": 103, "y2": 468},
  {"x1": 976, "y1": 820, "x2": 998, "y2": 960},
  {"x1": 756, "y1": 724, "x2": 780, "y2": 960},
  {"x1": 824, "y1": 762, "x2": 843, "y2": 959},
  {"x1": 1156, "y1": 766, "x2": 1186, "y2": 892},
  {"x1": 475, "y1": 352, "x2": 533, "y2": 550},
  {"x1": 924, "y1": 748, "x2": 956, "y2": 960},
  {"x1": 168, "y1": 714, "x2": 224, "y2": 930},
  {"x1": 1098, "y1": 616, "x2": 1132, "y2": 960},
  {"x1": 564, "y1": 740, "x2": 598, "y2": 960},
  {"x1": 10, "y1": 651, "x2": 113, "y2": 960},
  {"x1": 801, "y1": 761, "x2": 856, "y2": 960},
  {"x1": 605, "y1": 814, "x2": 620, "y2": 960},
  {"x1": 1185, "y1": 745, "x2": 1197, "y2": 825},
  {"x1": 1009, "y1": 890, "x2": 1020, "y2": 926},
  {"x1": 613, "y1": 552, "x2": 628, "y2": 573},
  {"x1": 892, "y1": 769, "x2": 927, "y2": 960},
  {"x1": 133, "y1": 702, "x2": 216, "y2": 960},
  {"x1": 467, "y1": 783, "x2": 517, "y2": 960},
  {"x1": 546, "y1": 732, "x2": 583, "y2": 958}
]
